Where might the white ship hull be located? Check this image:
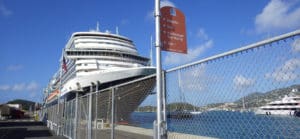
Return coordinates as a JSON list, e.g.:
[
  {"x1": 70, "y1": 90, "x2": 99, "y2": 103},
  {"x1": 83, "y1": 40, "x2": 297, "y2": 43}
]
[
  {"x1": 60, "y1": 67, "x2": 155, "y2": 96},
  {"x1": 255, "y1": 109, "x2": 297, "y2": 116}
]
